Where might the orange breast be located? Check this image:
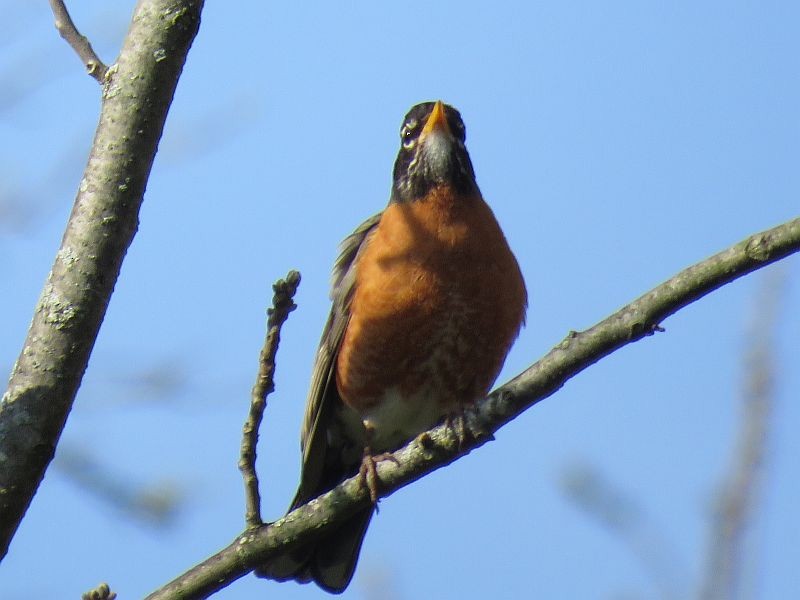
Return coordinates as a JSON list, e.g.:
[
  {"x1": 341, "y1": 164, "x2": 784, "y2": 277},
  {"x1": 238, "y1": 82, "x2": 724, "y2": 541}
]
[{"x1": 336, "y1": 186, "x2": 527, "y2": 441}]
